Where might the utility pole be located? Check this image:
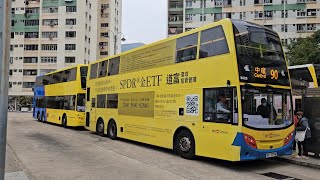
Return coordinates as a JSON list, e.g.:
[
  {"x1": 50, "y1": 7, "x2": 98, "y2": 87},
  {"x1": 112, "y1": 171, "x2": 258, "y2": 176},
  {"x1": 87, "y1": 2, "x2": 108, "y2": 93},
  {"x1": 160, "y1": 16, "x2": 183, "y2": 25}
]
[{"x1": 0, "y1": 0, "x2": 11, "y2": 179}]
